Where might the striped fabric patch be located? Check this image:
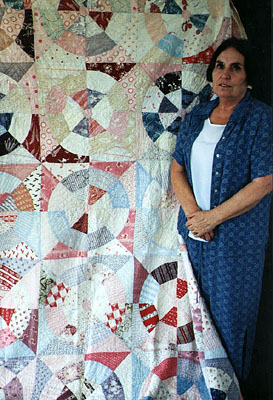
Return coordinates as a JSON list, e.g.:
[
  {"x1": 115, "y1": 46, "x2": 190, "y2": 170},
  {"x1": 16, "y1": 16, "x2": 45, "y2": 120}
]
[
  {"x1": 139, "y1": 303, "x2": 159, "y2": 333},
  {"x1": 177, "y1": 322, "x2": 195, "y2": 344},
  {"x1": 151, "y1": 261, "x2": 177, "y2": 284}
]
